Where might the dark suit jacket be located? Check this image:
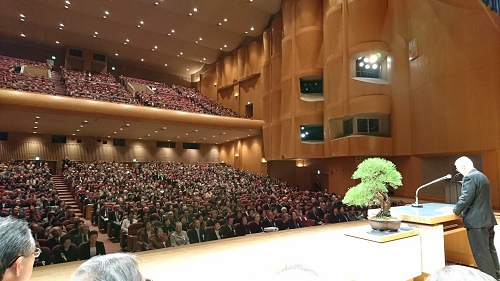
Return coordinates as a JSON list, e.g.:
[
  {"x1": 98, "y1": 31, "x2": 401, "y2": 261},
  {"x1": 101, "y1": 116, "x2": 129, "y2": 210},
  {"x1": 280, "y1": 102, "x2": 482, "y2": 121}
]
[
  {"x1": 79, "y1": 241, "x2": 106, "y2": 260},
  {"x1": 32, "y1": 230, "x2": 46, "y2": 240},
  {"x1": 453, "y1": 169, "x2": 497, "y2": 229},
  {"x1": 276, "y1": 219, "x2": 289, "y2": 230},
  {"x1": 221, "y1": 224, "x2": 236, "y2": 238},
  {"x1": 72, "y1": 233, "x2": 89, "y2": 246},
  {"x1": 109, "y1": 210, "x2": 123, "y2": 224},
  {"x1": 46, "y1": 237, "x2": 62, "y2": 249},
  {"x1": 289, "y1": 219, "x2": 301, "y2": 229},
  {"x1": 261, "y1": 218, "x2": 276, "y2": 228},
  {"x1": 206, "y1": 229, "x2": 225, "y2": 241},
  {"x1": 187, "y1": 228, "x2": 207, "y2": 243},
  {"x1": 234, "y1": 223, "x2": 248, "y2": 236},
  {"x1": 55, "y1": 245, "x2": 78, "y2": 263},
  {"x1": 316, "y1": 208, "x2": 328, "y2": 222},
  {"x1": 247, "y1": 221, "x2": 262, "y2": 234}
]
